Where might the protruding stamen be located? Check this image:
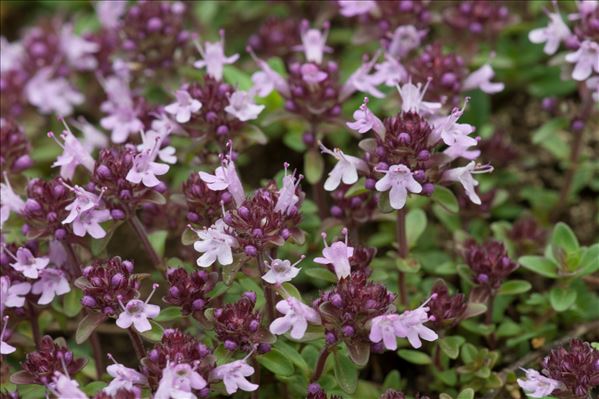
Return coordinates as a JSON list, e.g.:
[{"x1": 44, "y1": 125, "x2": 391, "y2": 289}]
[
  {"x1": 145, "y1": 283, "x2": 159, "y2": 304},
  {"x1": 291, "y1": 255, "x2": 306, "y2": 268}
]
